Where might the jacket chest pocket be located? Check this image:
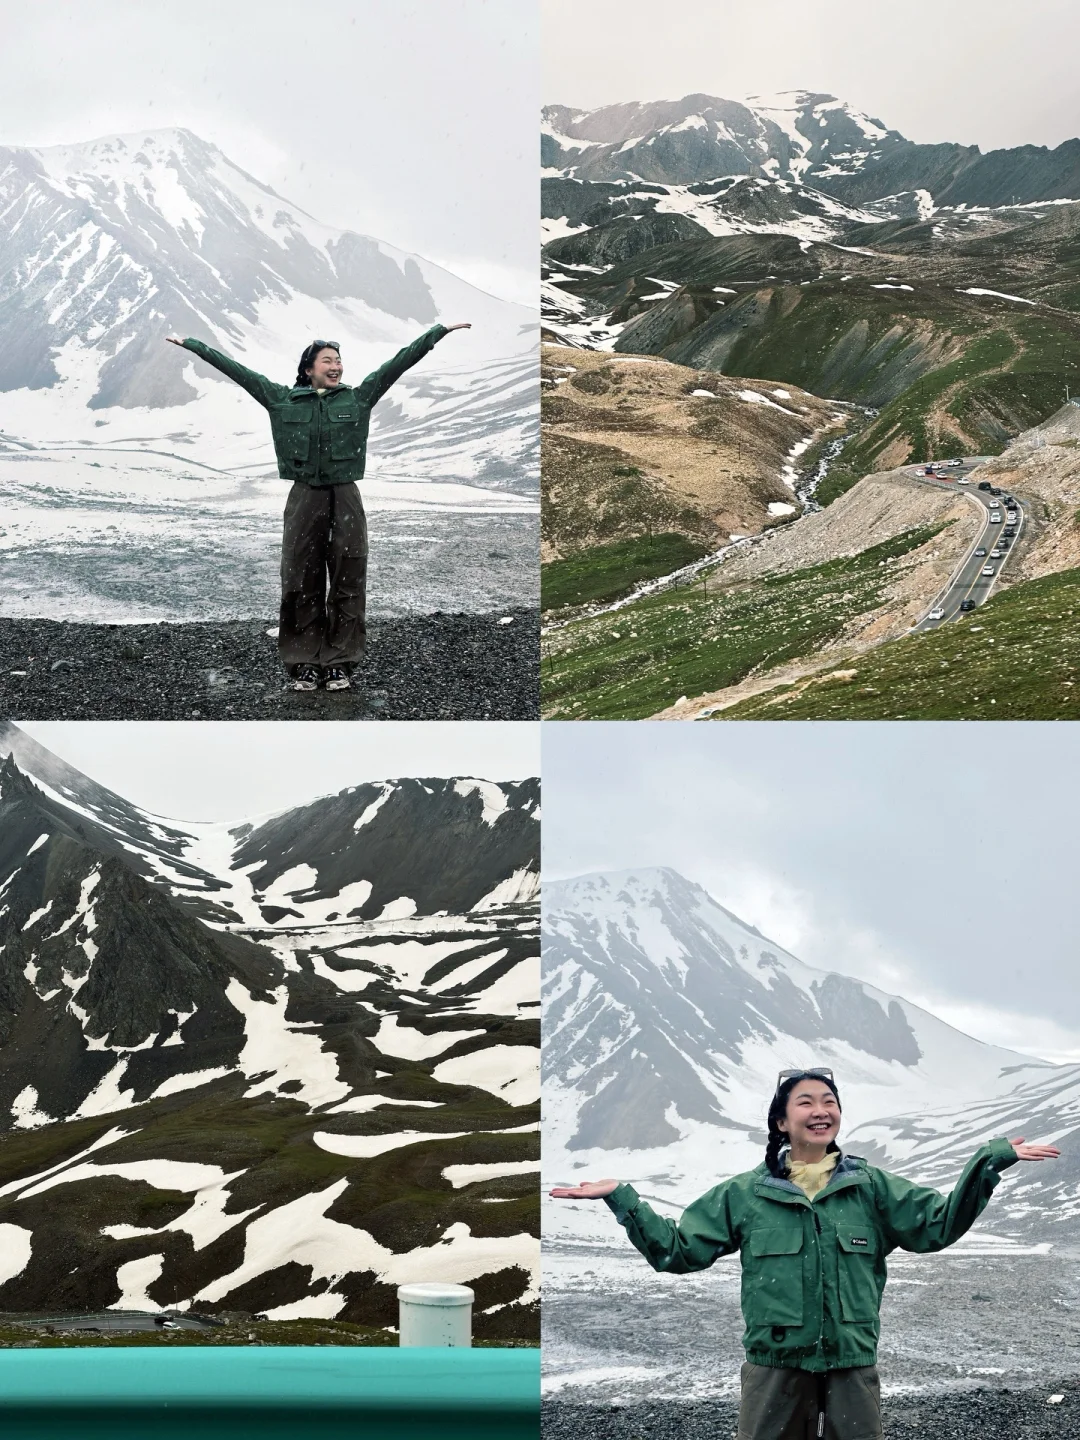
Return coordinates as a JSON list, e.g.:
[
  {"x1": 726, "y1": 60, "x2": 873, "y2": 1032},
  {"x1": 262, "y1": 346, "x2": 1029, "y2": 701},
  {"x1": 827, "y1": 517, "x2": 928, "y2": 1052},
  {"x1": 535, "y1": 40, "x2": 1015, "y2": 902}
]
[
  {"x1": 837, "y1": 1230, "x2": 878, "y2": 1322},
  {"x1": 746, "y1": 1227, "x2": 804, "y2": 1326},
  {"x1": 328, "y1": 407, "x2": 366, "y2": 461},
  {"x1": 271, "y1": 407, "x2": 311, "y2": 462}
]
